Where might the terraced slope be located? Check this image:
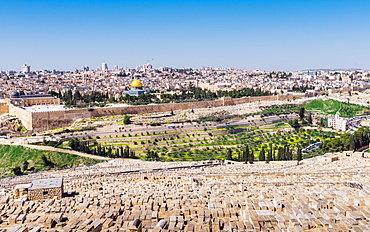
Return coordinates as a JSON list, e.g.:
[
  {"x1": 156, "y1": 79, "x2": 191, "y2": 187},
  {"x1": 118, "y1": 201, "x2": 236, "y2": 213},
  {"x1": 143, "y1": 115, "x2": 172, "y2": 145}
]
[{"x1": 74, "y1": 123, "x2": 335, "y2": 161}]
